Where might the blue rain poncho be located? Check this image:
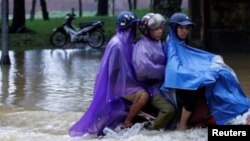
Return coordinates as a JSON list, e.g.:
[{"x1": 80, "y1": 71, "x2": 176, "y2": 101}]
[{"x1": 161, "y1": 27, "x2": 250, "y2": 125}]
